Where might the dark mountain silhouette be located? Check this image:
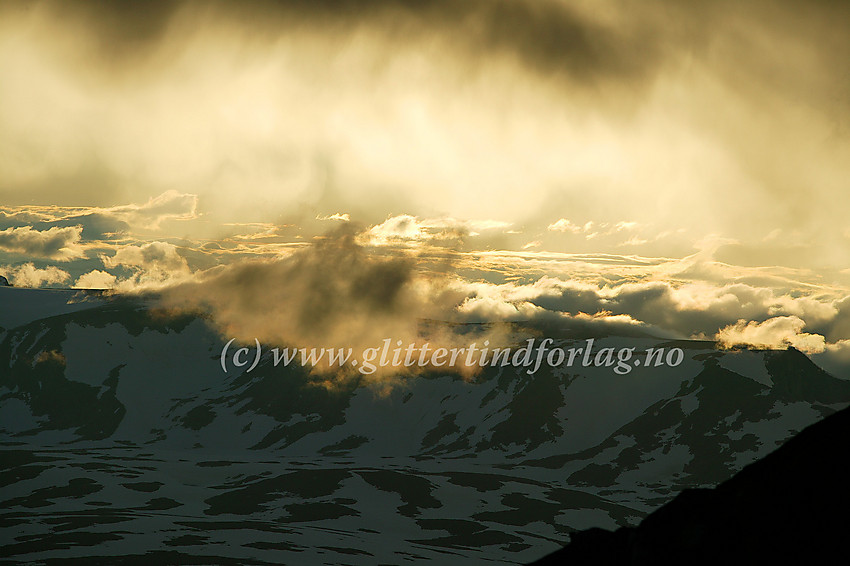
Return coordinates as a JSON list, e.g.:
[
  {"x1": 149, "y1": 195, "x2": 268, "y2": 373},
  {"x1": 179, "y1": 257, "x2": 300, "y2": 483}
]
[{"x1": 529, "y1": 403, "x2": 850, "y2": 565}]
